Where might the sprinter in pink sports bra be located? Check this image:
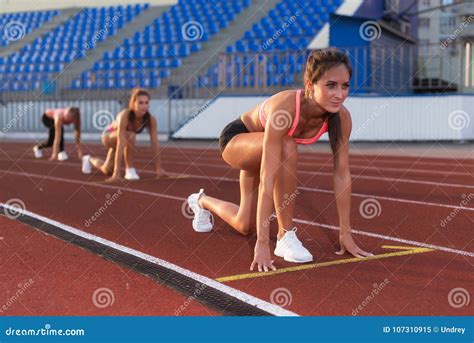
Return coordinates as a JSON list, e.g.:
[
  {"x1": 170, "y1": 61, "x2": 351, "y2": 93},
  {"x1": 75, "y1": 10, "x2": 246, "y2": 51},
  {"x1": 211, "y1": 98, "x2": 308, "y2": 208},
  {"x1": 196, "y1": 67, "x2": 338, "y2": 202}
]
[
  {"x1": 186, "y1": 48, "x2": 373, "y2": 273},
  {"x1": 80, "y1": 88, "x2": 166, "y2": 183},
  {"x1": 258, "y1": 89, "x2": 330, "y2": 145},
  {"x1": 33, "y1": 107, "x2": 82, "y2": 161}
]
